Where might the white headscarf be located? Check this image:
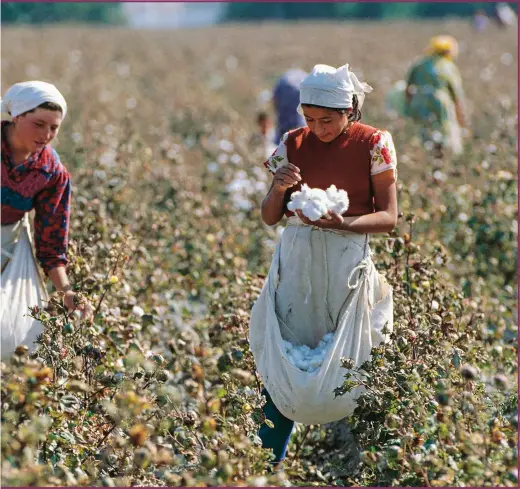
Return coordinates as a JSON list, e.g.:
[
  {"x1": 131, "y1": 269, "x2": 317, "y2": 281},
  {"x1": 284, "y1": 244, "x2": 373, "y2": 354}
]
[
  {"x1": 298, "y1": 63, "x2": 373, "y2": 112},
  {"x1": 1, "y1": 81, "x2": 67, "y2": 122}
]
